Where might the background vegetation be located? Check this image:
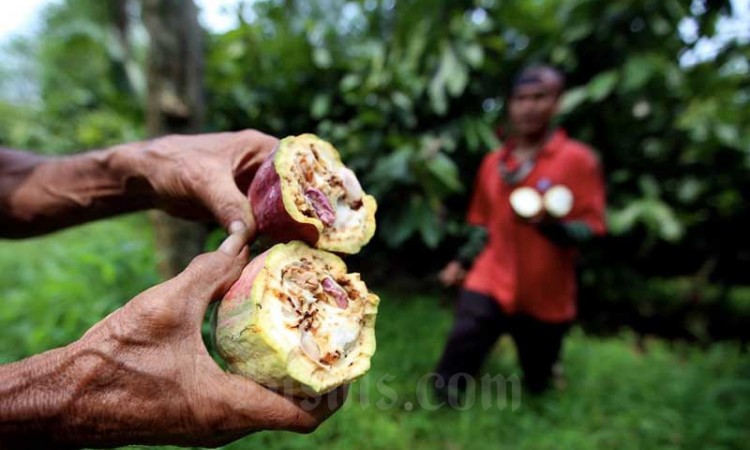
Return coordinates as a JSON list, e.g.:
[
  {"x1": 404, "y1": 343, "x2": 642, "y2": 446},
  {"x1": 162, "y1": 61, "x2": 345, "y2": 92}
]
[{"x1": 0, "y1": 0, "x2": 748, "y2": 448}]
